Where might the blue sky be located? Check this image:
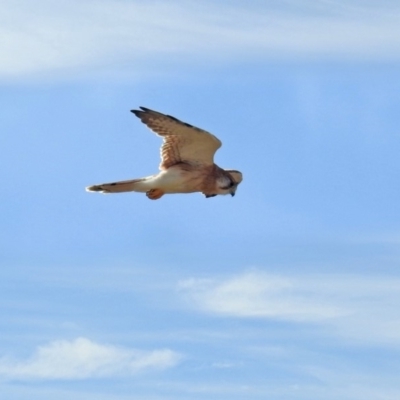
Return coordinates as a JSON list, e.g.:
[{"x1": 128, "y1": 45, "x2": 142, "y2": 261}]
[{"x1": 1, "y1": 1, "x2": 400, "y2": 399}]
